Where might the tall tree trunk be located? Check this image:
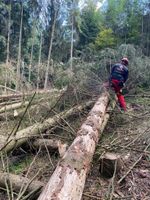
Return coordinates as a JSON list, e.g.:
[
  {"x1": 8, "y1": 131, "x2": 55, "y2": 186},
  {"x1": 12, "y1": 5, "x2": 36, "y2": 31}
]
[
  {"x1": 16, "y1": 3, "x2": 23, "y2": 91},
  {"x1": 37, "y1": 33, "x2": 43, "y2": 91},
  {"x1": 28, "y1": 21, "x2": 36, "y2": 83},
  {"x1": 44, "y1": 2, "x2": 57, "y2": 90},
  {"x1": 5, "y1": 3, "x2": 11, "y2": 93},
  {"x1": 37, "y1": 91, "x2": 109, "y2": 200},
  {"x1": 70, "y1": 13, "x2": 74, "y2": 72}
]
